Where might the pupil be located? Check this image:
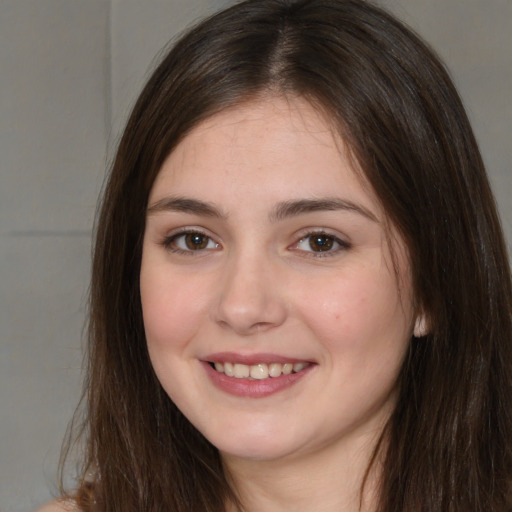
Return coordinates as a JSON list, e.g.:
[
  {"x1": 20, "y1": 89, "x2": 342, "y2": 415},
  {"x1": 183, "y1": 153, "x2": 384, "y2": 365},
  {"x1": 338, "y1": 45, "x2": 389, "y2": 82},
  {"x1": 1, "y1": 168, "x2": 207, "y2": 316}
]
[
  {"x1": 310, "y1": 235, "x2": 333, "y2": 252},
  {"x1": 185, "y1": 233, "x2": 207, "y2": 250}
]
